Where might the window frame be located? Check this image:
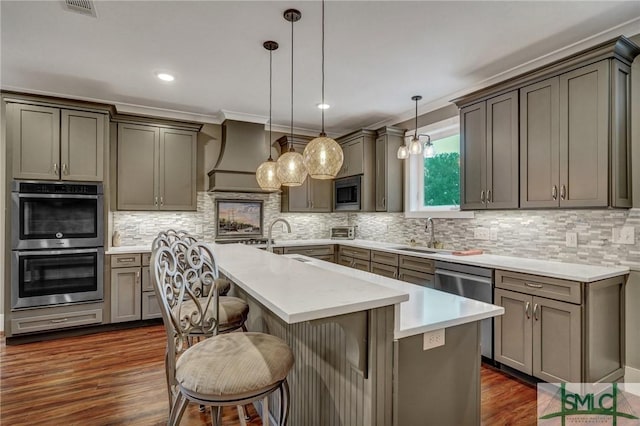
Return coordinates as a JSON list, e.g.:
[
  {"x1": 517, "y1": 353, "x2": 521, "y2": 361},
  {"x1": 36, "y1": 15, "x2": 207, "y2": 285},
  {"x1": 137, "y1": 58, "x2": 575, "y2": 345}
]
[{"x1": 403, "y1": 116, "x2": 474, "y2": 219}]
